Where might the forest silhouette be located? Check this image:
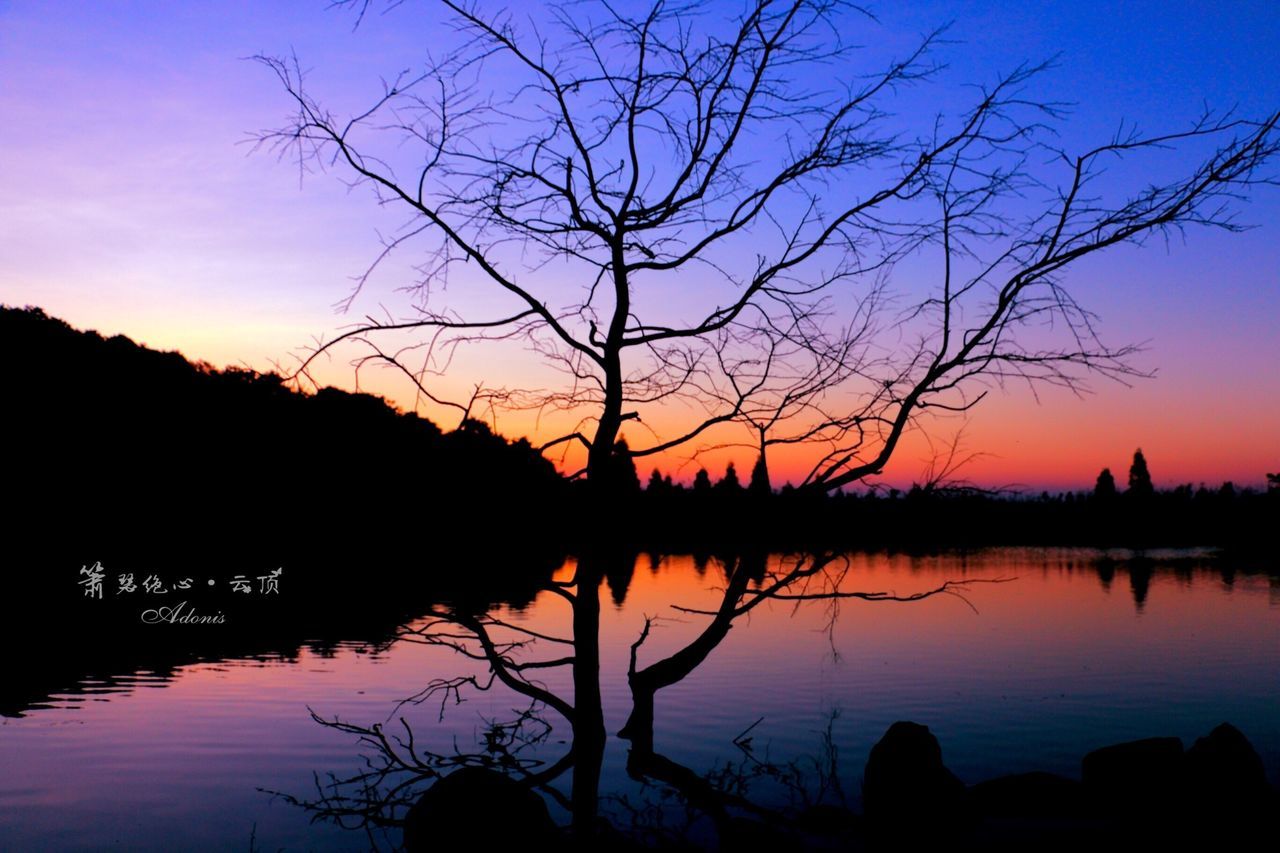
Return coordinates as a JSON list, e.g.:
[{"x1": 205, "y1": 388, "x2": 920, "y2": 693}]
[{"x1": 3, "y1": 305, "x2": 565, "y2": 559}]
